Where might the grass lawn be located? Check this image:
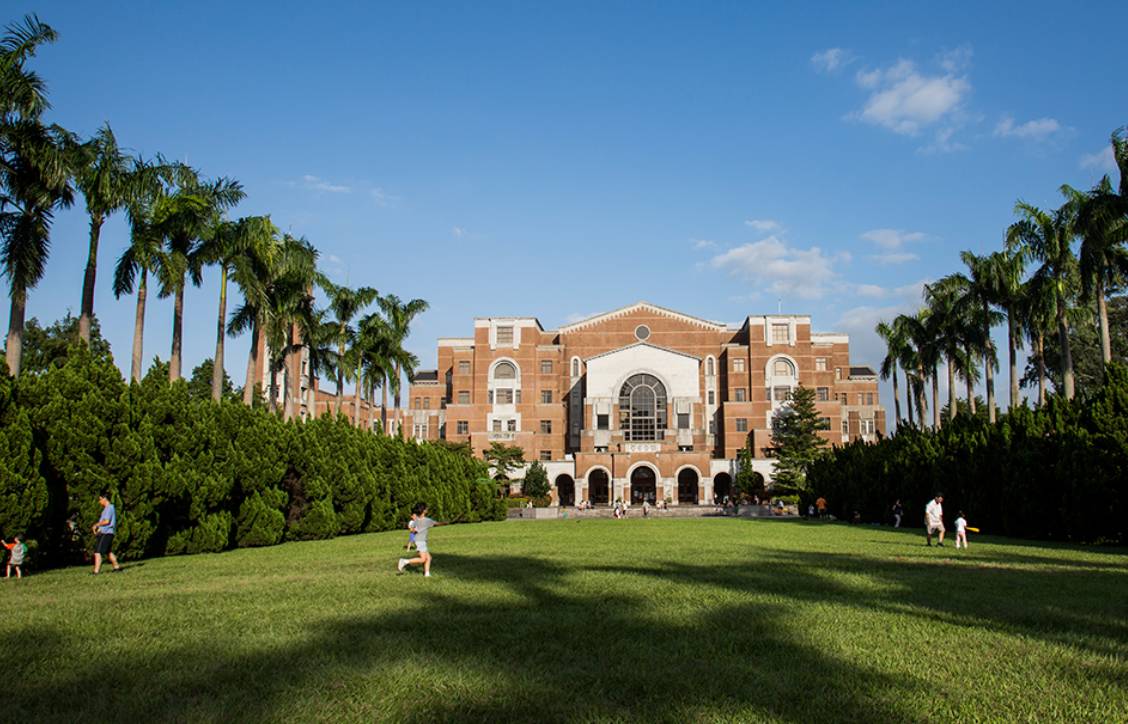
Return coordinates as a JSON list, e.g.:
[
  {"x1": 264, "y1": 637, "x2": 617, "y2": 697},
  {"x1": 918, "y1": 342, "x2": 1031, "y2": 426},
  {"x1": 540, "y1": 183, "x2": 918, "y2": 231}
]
[{"x1": 4, "y1": 518, "x2": 1127, "y2": 722}]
